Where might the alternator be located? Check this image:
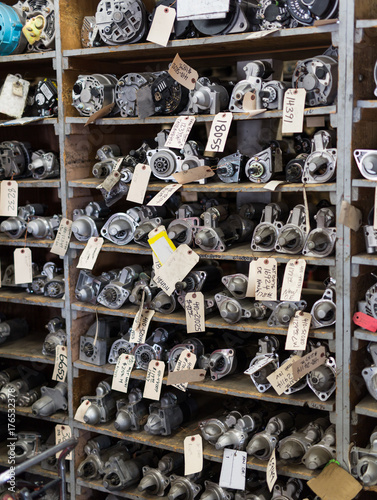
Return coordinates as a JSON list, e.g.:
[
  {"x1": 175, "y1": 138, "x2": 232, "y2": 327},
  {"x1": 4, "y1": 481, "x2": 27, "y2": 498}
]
[
  {"x1": 193, "y1": 0, "x2": 254, "y2": 35},
  {"x1": 0, "y1": 140, "x2": 31, "y2": 180},
  {"x1": 34, "y1": 78, "x2": 58, "y2": 116},
  {"x1": 302, "y1": 131, "x2": 337, "y2": 184},
  {"x1": 0, "y1": 4, "x2": 26, "y2": 56},
  {"x1": 81, "y1": 16, "x2": 102, "y2": 48},
  {"x1": 363, "y1": 207, "x2": 377, "y2": 254},
  {"x1": 115, "y1": 73, "x2": 159, "y2": 117},
  {"x1": 72, "y1": 74, "x2": 119, "y2": 116},
  {"x1": 287, "y1": 0, "x2": 338, "y2": 26},
  {"x1": 151, "y1": 72, "x2": 189, "y2": 115},
  {"x1": 256, "y1": 0, "x2": 292, "y2": 30},
  {"x1": 15, "y1": 0, "x2": 56, "y2": 52},
  {"x1": 362, "y1": 343, "x2": 377, "y2": 402},
  {"x1": 28, "y1": 150, "x2": 59, "y2": 180}
]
